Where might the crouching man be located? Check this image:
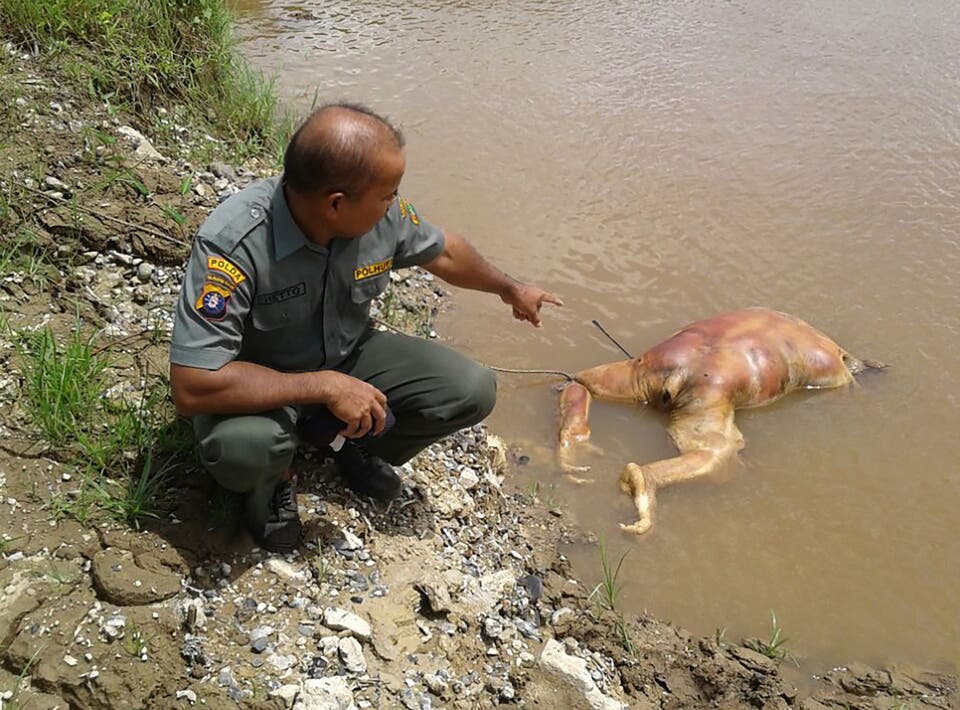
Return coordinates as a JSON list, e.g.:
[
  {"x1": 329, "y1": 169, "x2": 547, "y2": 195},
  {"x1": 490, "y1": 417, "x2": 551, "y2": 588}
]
[{"x1": 168, "y1": 103, "x2": 561, "y2": 552}]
